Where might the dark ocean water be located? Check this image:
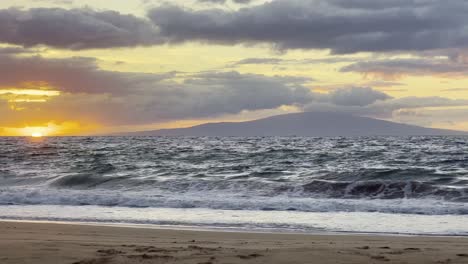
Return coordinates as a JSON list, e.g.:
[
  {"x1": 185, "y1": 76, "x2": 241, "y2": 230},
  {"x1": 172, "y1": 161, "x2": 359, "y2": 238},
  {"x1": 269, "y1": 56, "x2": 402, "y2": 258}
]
[
  {"x1": 1, "y1": 136, "x2": 468, "y2": 234},
  {"x1": 1, "y1": 136, "x2": 468, "y2": 212}
]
